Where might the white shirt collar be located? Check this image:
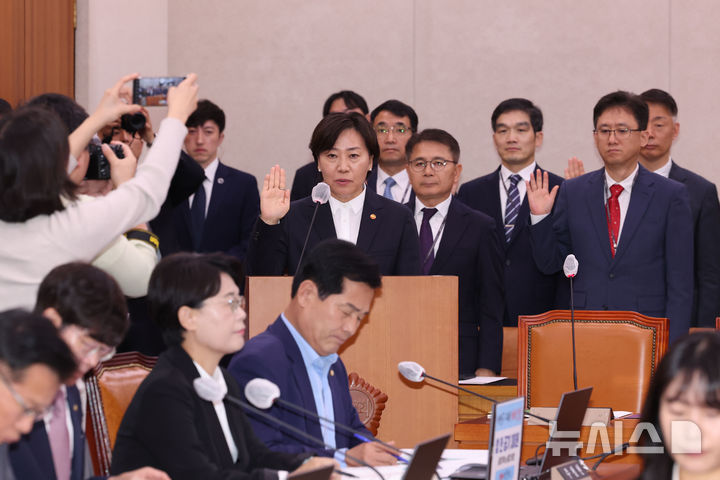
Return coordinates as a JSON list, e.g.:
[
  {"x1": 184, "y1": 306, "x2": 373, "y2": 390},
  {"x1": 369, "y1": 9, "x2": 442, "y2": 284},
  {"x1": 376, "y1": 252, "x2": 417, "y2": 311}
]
[
  {"x1": 377, "y1": 166, "x2": 410, "y2": 186},
  {"x1": 328, "y1": 185, "x2": 366, "y2": 215},
  {"x1": 653, "y1": 157, "x2": 673, "y2": 178},
  {"x1": 500, "y1": 161, "x2": 537, "y2": 184},
  {"x1": 604, "y1": 163, "x2": 639, "y2": 194},
  {"x1": 414, "y1": 194, "x2": 452, "y2": 218},
  {"x1": 203, "y1": 158, "x2": 220, "y2": 182}
]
